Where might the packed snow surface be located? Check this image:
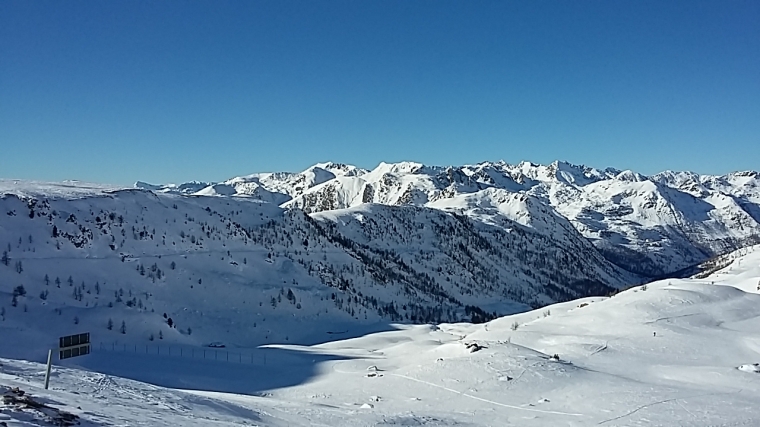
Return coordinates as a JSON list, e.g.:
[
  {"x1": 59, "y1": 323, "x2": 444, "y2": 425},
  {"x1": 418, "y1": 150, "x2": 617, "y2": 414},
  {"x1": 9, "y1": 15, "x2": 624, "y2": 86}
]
[{"x1": 3, "y1": 246, "x2": 760, "y2": 426}]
